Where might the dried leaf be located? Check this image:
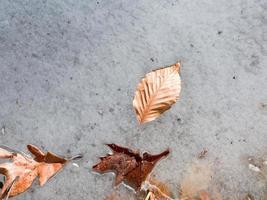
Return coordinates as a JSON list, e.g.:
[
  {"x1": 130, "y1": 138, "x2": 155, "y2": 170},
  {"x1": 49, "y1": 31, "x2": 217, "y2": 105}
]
[
  {"x1": 92, "y1": 144, "x2": 170, "y2": 191},
  {"x1": 133, "y1": 62, "x2": 181, "y2": 124},
  {"x1": 0, "y1": 145, "x2": 81, "y2": 198}
]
